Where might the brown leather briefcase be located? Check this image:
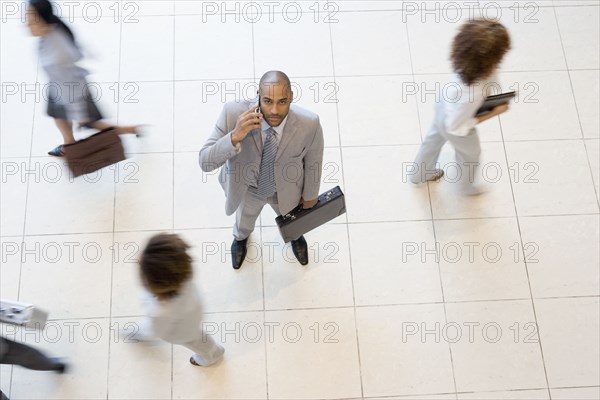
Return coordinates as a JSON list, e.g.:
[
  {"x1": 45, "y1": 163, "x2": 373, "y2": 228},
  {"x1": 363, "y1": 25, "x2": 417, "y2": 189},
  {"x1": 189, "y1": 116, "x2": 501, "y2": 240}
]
[{"x1": 62, "y1": 128, "x2": 125, "y2": 178}]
